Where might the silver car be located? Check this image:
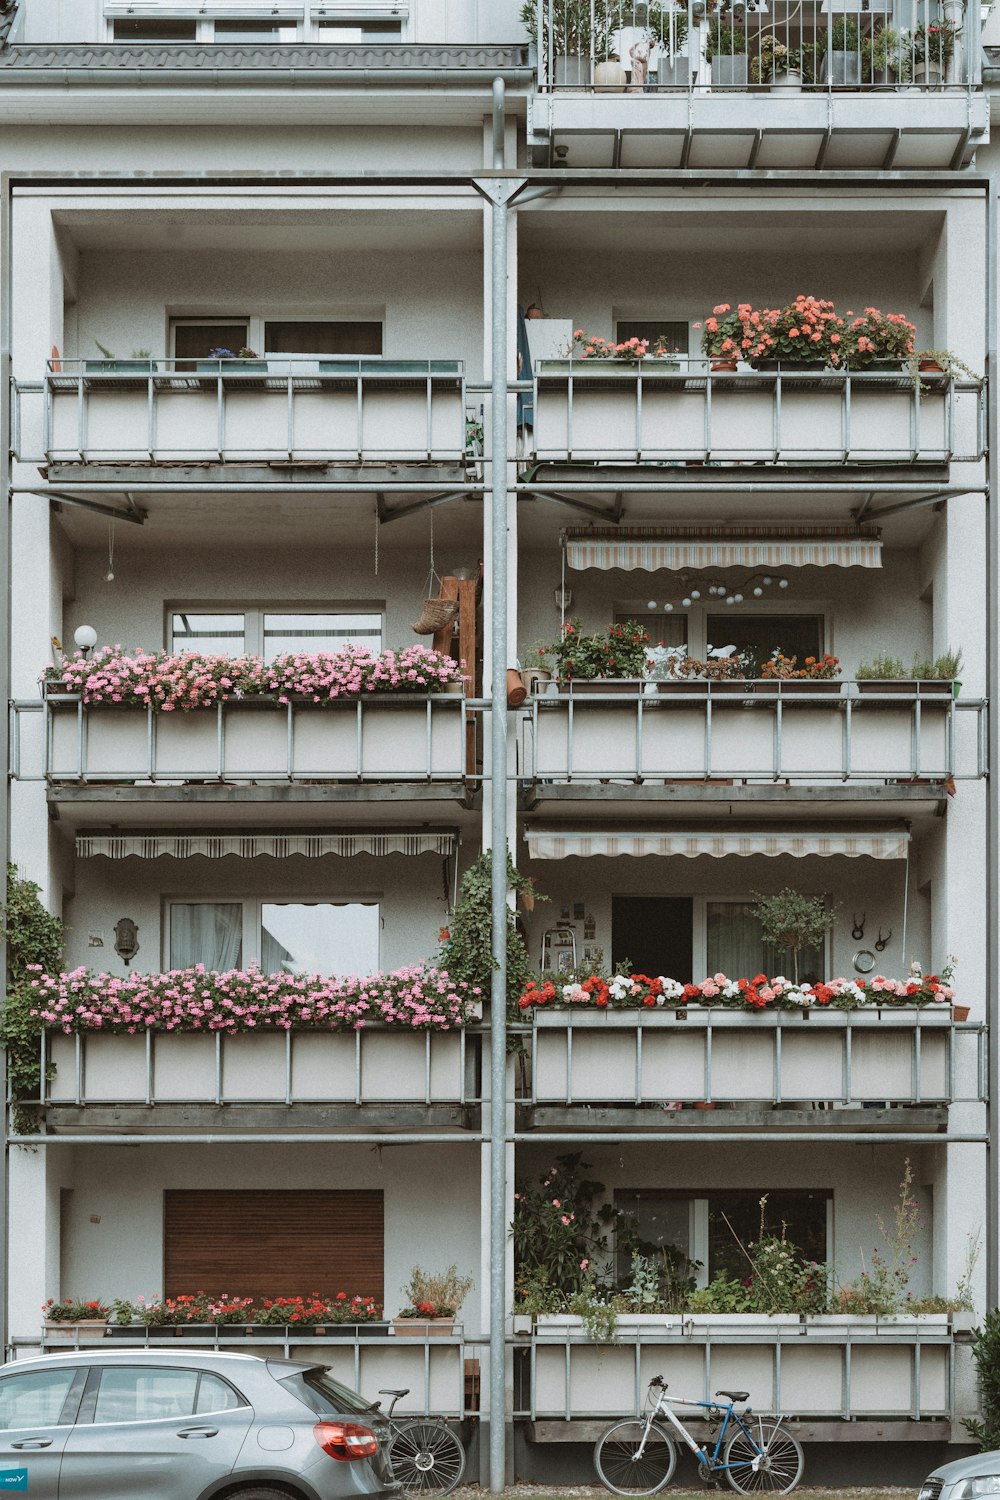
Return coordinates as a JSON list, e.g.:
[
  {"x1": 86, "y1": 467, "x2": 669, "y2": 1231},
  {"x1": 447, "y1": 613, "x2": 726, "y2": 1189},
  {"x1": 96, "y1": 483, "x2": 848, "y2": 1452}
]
[
  {"x1": 919, "y1": 1452, "x2": 1000, "y2": 1500},
  {"x1": 0, "y1": 1348, "x2": 401, "y2": 1500}
]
